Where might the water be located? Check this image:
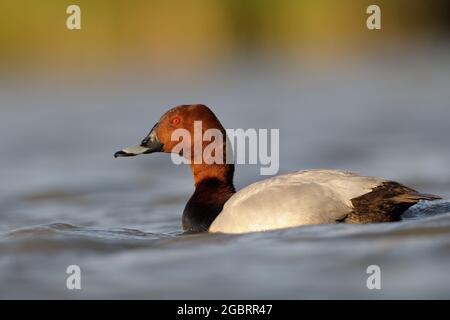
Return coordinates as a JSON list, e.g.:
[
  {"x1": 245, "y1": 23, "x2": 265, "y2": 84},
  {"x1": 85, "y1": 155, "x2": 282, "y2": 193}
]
[{"x1": 1, "y1": 49, "x2": 450, "y2": 299}]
